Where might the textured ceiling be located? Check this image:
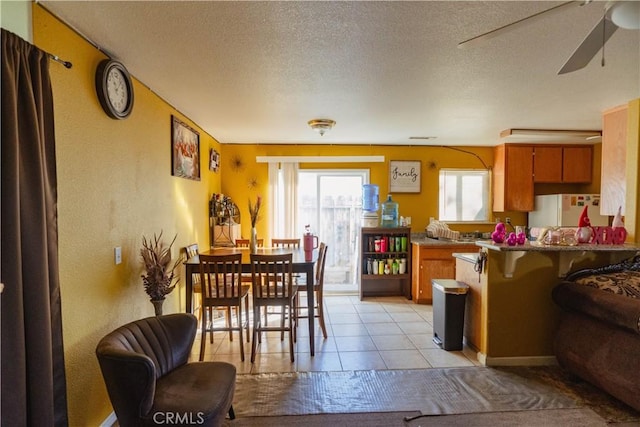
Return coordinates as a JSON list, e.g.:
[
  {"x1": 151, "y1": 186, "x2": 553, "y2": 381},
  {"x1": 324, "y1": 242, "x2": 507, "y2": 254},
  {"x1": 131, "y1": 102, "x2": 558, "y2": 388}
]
[{"x1": 40, "y1": 1, "x2": 640, "y2": 146}]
